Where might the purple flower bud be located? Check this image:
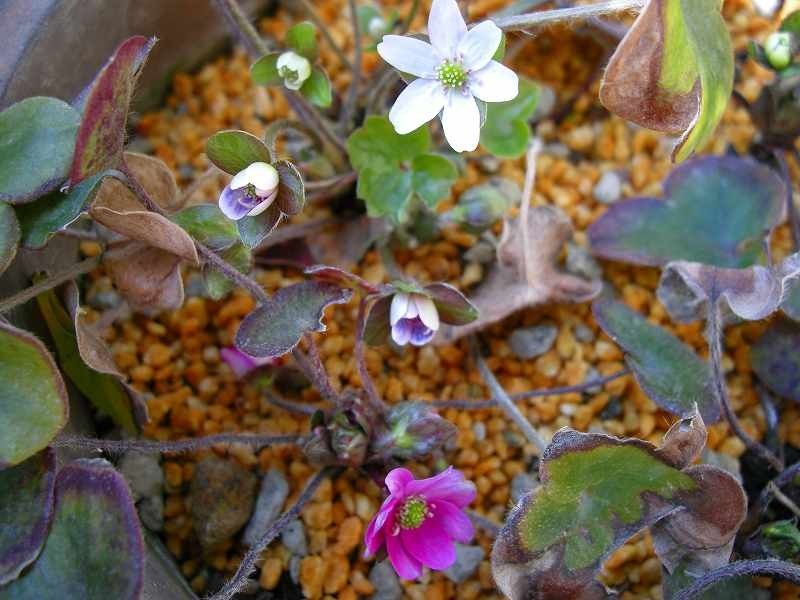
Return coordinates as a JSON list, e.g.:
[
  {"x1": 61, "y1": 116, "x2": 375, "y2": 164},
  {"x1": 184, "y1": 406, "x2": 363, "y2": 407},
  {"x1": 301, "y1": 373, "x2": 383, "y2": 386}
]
[
  {"x1": 389, "y1": 292, "x2": 440, "y2": 346},
  {"x1": 220, "y1": 347, "x2": 276, "y2": 378}
]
